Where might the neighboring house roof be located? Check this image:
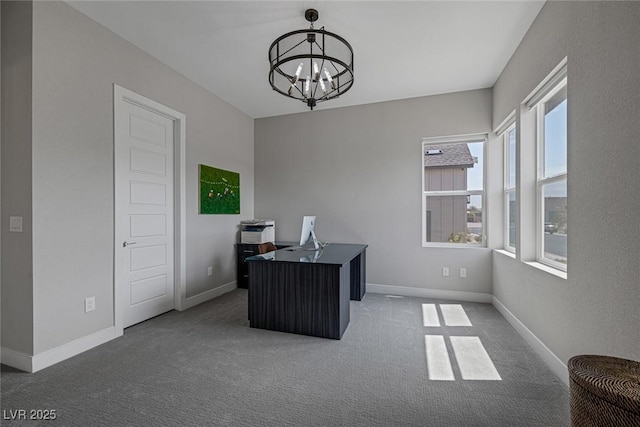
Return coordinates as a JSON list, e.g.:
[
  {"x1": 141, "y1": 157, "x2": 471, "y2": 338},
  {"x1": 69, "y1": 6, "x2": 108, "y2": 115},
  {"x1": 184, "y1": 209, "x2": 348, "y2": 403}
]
[{"x1": 424, "y1": 144, "x2": 475, "y2": 169}]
